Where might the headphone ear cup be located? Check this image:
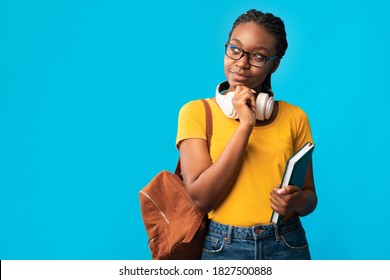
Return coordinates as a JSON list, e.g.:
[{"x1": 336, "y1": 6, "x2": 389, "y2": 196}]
[
  {"x1": 255, "y1": 93, "x2": 274, "y2": 121},
  {"x1": 216, "y1": 91, "x2": 238, "y2": 119},
  {"x1": 265, "y1": 95, "x2": 274, "y2": 120}
]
